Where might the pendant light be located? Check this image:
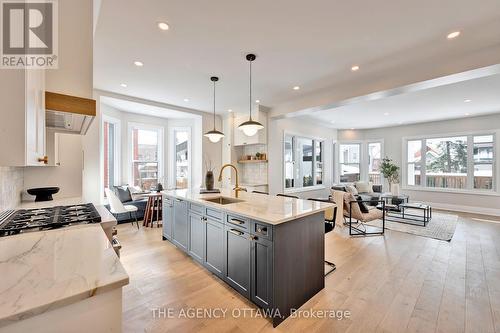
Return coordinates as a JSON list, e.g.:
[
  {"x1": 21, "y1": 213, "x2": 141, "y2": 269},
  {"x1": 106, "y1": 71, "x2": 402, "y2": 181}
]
[
  {"x1": 204, "y1": 76, "x2": 225, "y2": 143},
  {"x1": 238, "y1": 53, "x2": 264, "y2": 137}
]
